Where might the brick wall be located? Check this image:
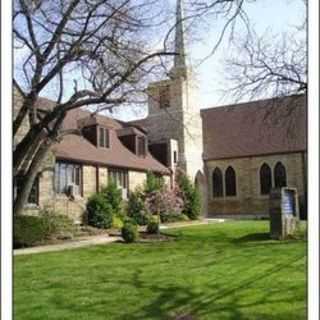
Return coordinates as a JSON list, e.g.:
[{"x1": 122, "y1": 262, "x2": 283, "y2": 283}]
[{"x1": 205, "y1": 152, "x2": 306, "y2": 216}]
